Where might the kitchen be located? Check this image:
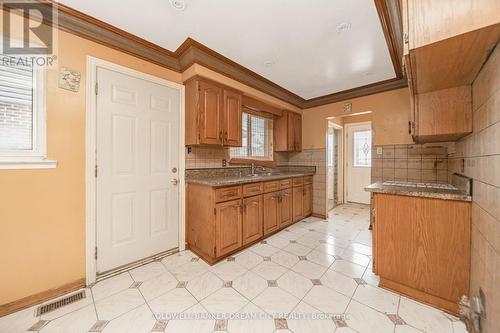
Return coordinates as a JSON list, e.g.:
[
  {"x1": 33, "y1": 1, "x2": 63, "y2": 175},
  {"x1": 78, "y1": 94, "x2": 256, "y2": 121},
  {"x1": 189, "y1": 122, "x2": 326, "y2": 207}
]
[{"x1": 0, "y1": 1, "x2": 498, "y2": 333}]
